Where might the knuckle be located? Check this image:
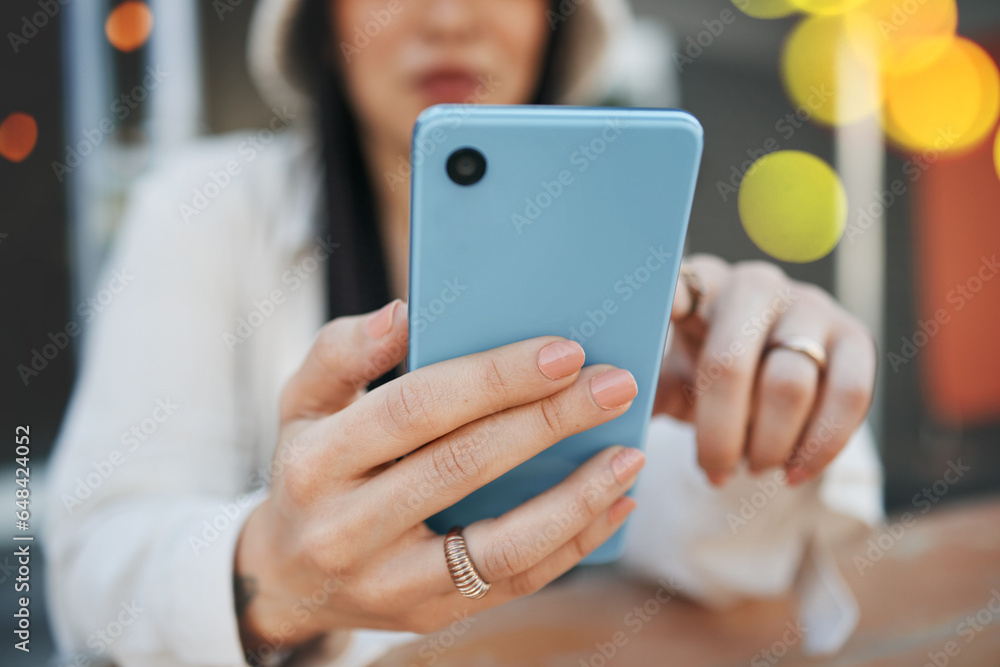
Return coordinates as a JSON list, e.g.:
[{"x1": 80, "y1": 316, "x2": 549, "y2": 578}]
[
  {"x1": 737, "y1": 260, "x2": 785, "y2": 285},
  {"x1": 836, "y1": 379, "x2": 874, "y2": 417},
  {"x1": 482, "y1": 533, "x2": 531, "y2": 580},
  {"x1": 281, "y1": 453, "x2": 322, "y2": 507},
  {"x1": 571, "y1": 481, "x2": 604, "y2": 524},
  {"x1": 715, "y1": 360, "x2": 751, "y2": 389},
  {"x1": 535, "y1": 395, "x2": 566, "y2": 438},
  {"x1": 478, "y1": 357, "x2": 514, "y2": 402},
  {"x1": 429, "y1": 434, "x2": 487, "y2": 490},
  {"x1": 352, "y1": 584, "x2": 396, "y2": 619},
  {"x1": 763, "y1": 365, "x2": 814, "y2": 409},
  {"x1": 796, "y1": 283, "x2": 833, "y2": 308},
  {"x1": 508, "y1": 567, "x2": 549, "y2": 598},
  {"x1": 299, "y1": 525, "x2": 353, "y2": 573},
  {"x1": 748, "y1": 442, "x2": 789, "y2": 471},
  {"x1": 314, "y1": 320, "x2": 346, "y2": 367},
  {"x1": 380, "y1": 377, "x2": 434, "y2": 436}
]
